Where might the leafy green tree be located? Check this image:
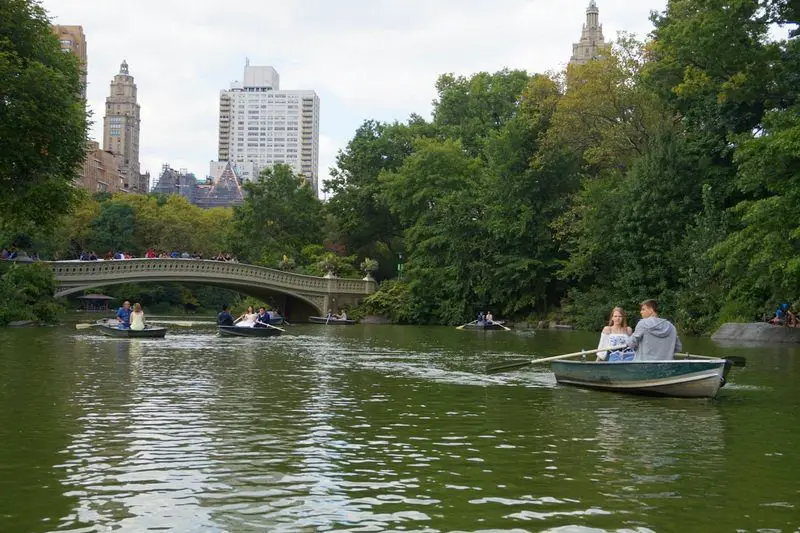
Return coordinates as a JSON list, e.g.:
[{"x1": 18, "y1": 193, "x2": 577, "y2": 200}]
[
  {"x1": 87, "y1": 201, "x2": 136, "y2": 255},
  {"x1": 233, "y1": 164, "x2": 323, "y2": 265},
  {"x1": 712, "y1": 105, "x2": 800, "y2": 316},
  {"x1": 0, "y1": 0, "x2": 87, "y2": 230},
  {"x1": 432, "y1": 69, "x2": 531, "y2": 156},
  {"x1": 380, "y1": 138, "x2": 487, "y2": 323},
  {"x1": 324, "y1": 118, "x2": 432, "y2": 269}
]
